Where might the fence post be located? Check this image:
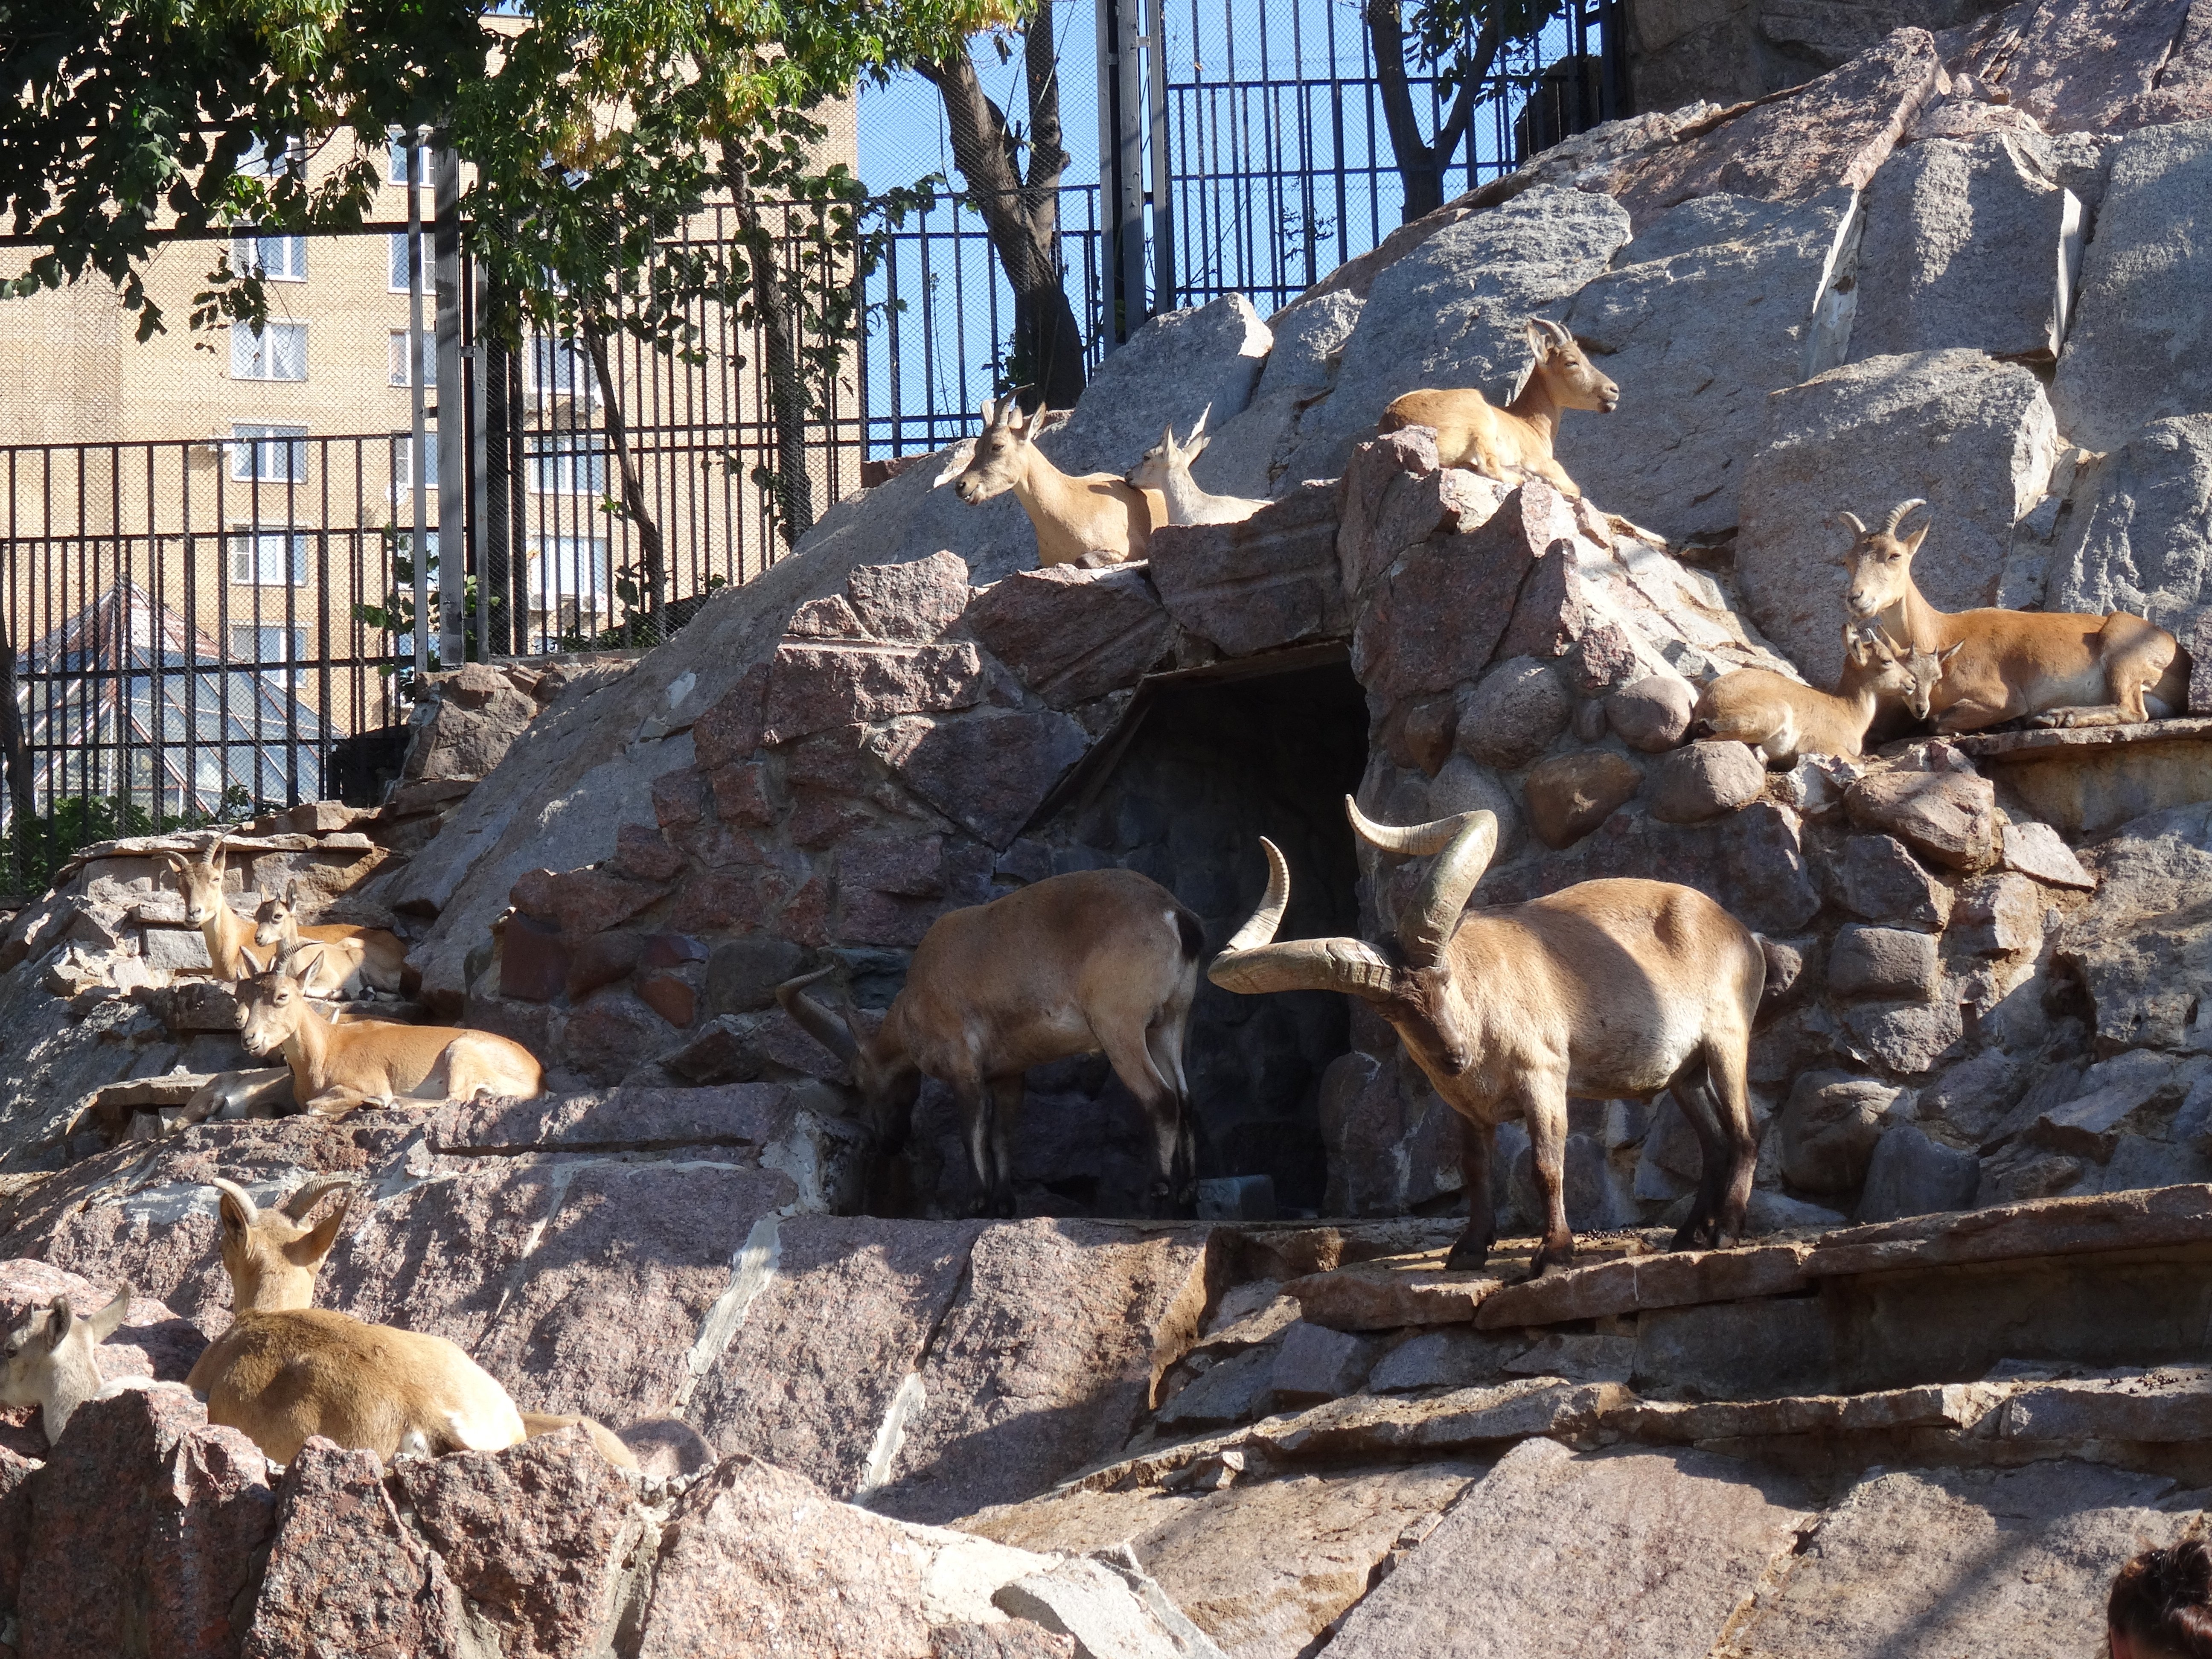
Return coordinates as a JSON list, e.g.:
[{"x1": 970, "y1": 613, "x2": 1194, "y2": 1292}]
[
  {"x1": 1146, "y1": 0, "x2": 1174, "y2": 314},
  {"x1": 1096, "y1": 0, "x2": 1120, "y2": 353},
  {"x1": 434, "y1": 143, "x2": 467, "y2": 668},
  {"x1": 406, "y1": 138, "x2": 431, "y2": 684}
]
